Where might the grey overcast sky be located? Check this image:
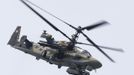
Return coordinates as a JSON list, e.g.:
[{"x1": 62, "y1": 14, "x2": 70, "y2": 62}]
[{"x1": 0, "y1": 0, "x2": 134, "y2": 75}]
